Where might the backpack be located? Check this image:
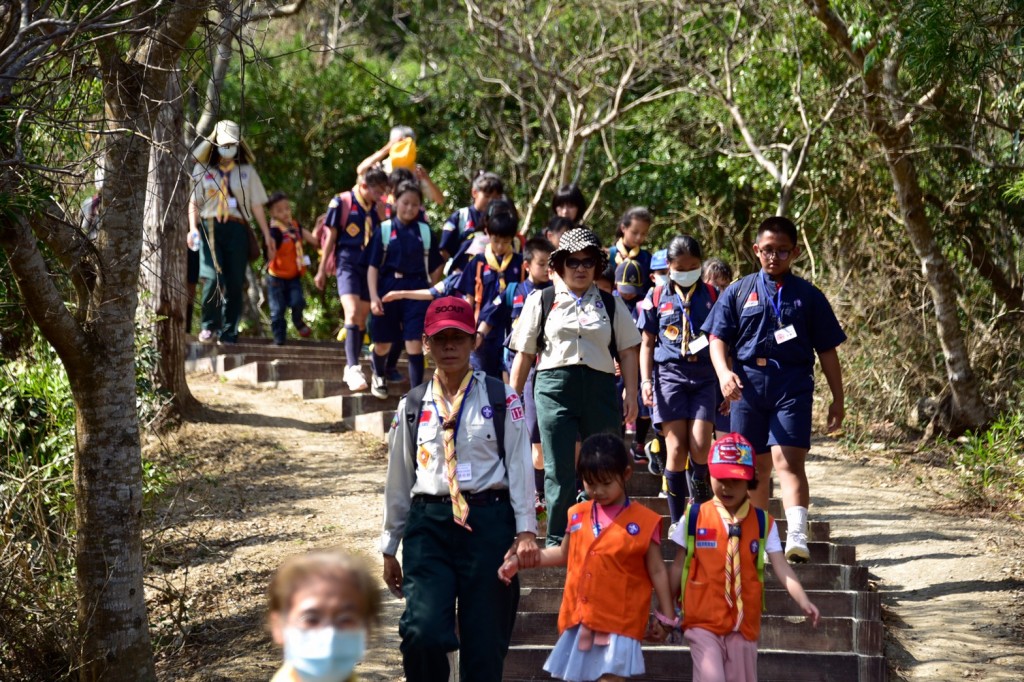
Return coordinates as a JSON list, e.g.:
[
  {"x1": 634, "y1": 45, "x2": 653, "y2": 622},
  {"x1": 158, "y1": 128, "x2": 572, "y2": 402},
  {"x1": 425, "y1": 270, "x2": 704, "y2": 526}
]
[
  {"x1": 315, "y1": 191, "x2": 352, "y2": 276},
  {"x1": 380, "y1": 218, "x2": 432, "y2": 277},
  {"x1": 401, "y1": 375, "x2": 509, "y2": 464},
  {"x1": 678, "y1": 502, "x2": 769, "y2": 615},
  {"x1": 535, "y1": 285, "x2": 619, "y2": 360}
]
